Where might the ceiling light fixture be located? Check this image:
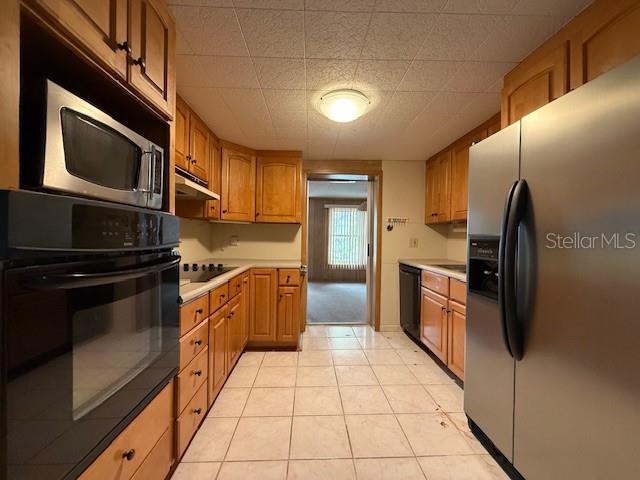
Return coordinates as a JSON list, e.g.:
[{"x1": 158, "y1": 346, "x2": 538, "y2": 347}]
[{"x1": 320, "y1": 89, "x2": 370, "y2": 123}]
